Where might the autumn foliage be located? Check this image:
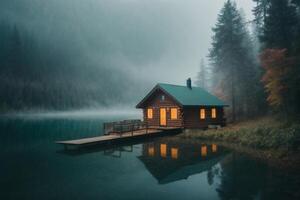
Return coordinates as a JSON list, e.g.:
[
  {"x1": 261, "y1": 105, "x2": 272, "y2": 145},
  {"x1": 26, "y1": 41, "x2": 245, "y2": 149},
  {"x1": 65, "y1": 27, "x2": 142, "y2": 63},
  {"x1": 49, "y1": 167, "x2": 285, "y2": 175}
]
[{"x1": 260, "y1": 49, "x2": 293, "y2": 107}]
